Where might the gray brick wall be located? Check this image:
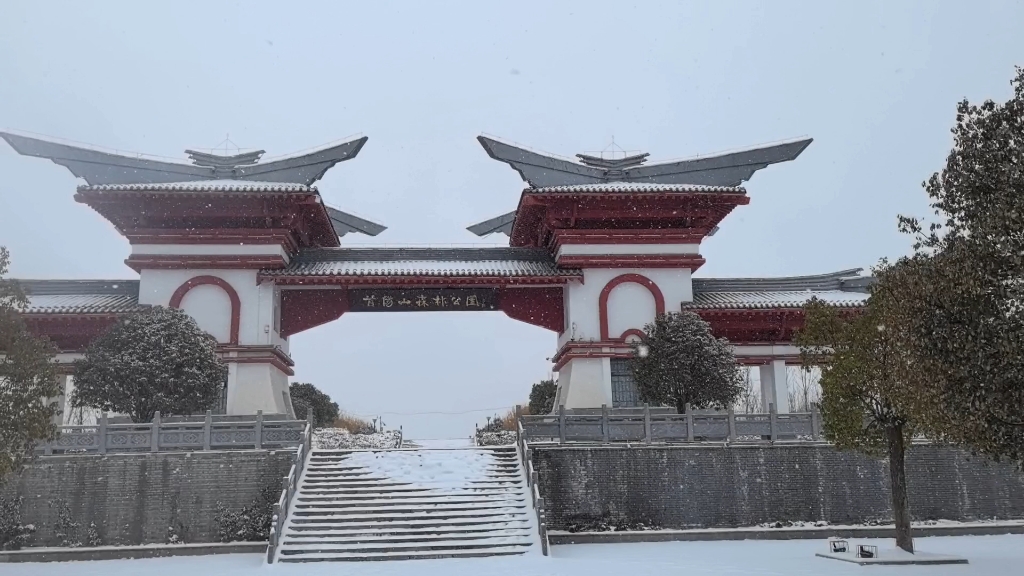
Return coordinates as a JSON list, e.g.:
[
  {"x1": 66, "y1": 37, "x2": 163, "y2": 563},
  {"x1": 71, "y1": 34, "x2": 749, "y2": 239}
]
[
  {"x1": 532, "y1": 444, "x2": 1024, "y2": 530},
  {"x1": 1, "y1": 450, "x2": 294, "y2": 546}
]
